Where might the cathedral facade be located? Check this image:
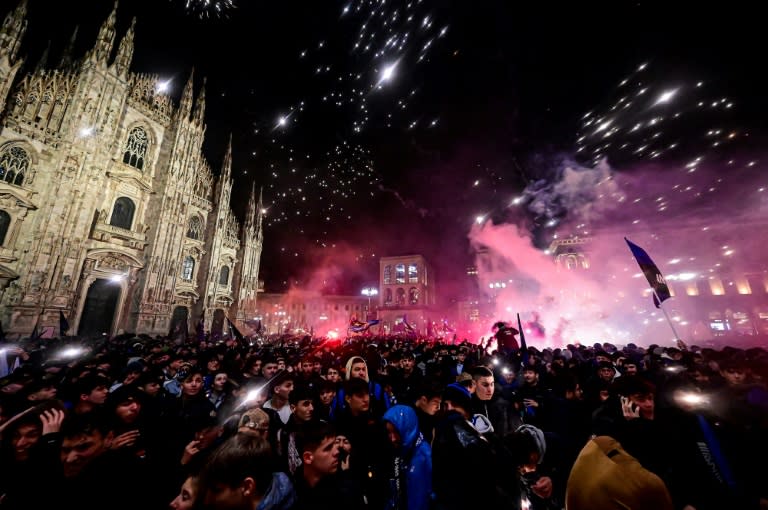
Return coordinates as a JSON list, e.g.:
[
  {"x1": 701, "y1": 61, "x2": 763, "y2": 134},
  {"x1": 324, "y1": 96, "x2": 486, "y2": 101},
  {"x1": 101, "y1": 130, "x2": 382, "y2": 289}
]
[{"x1": 0, "y1": 1, "x2": 263, "y2": 338}]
